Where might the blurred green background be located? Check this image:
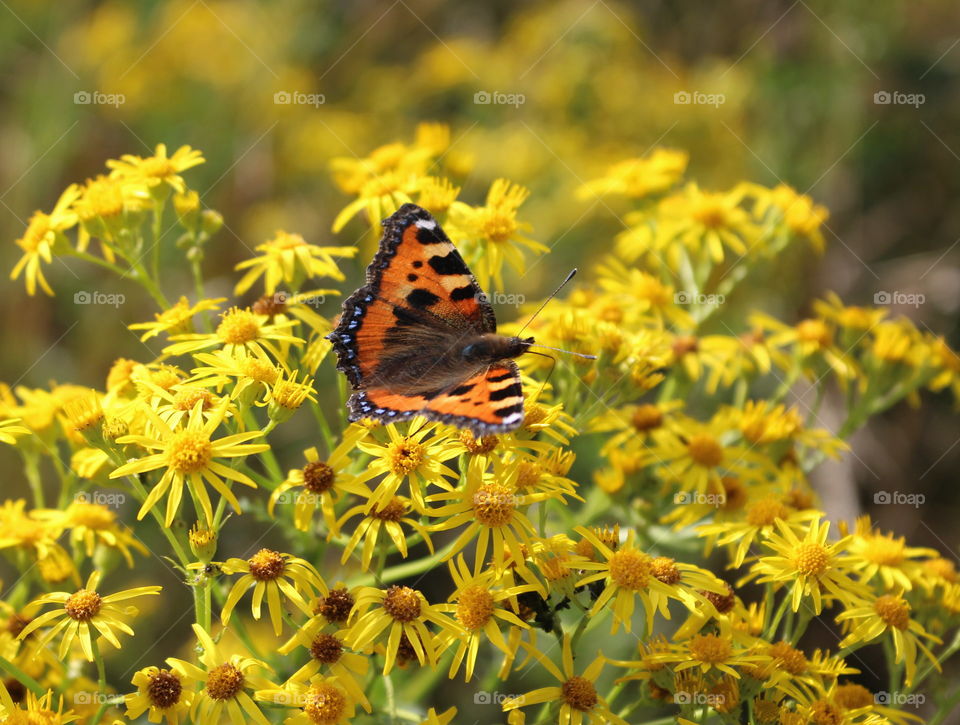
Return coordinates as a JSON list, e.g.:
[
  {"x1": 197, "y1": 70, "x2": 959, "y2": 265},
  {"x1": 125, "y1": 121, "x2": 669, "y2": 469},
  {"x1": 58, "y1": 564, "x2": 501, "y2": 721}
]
[{"x1": 1, "y1": 0, "x2": 959, "y2": 718}]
